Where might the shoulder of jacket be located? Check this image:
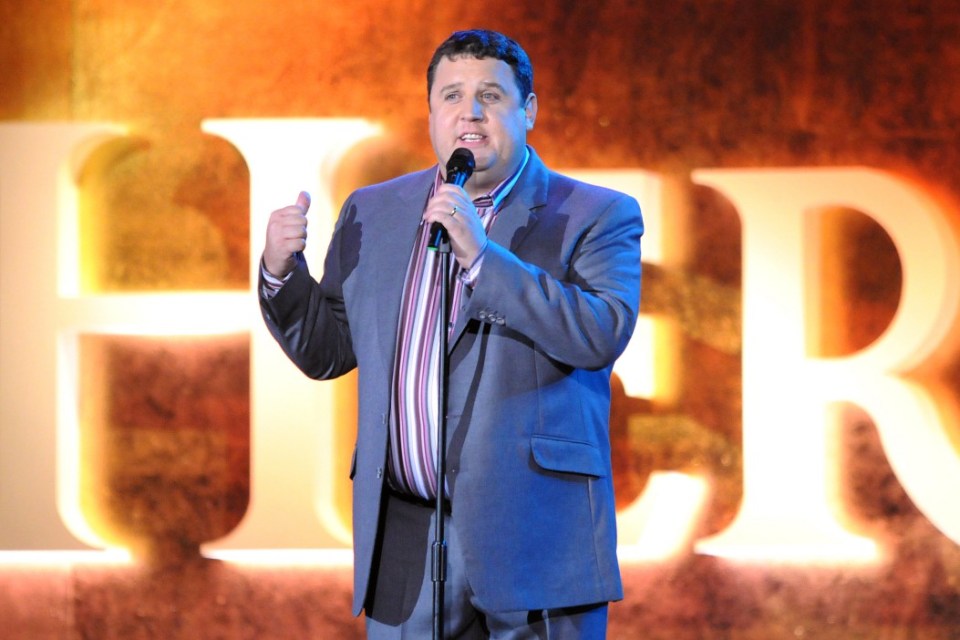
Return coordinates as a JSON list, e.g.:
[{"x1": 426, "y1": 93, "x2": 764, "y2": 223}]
[{"x1": 352, "y1": 166, "x2": 436, "y2": 199}]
